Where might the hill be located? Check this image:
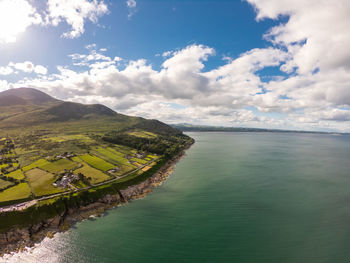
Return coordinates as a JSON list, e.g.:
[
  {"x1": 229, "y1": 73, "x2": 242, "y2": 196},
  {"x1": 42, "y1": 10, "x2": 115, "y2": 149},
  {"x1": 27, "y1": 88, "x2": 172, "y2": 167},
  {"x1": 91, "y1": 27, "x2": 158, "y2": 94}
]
[
  {"x1": 0, "y1": 87, "x2": 193, "y2": 211},
  {"x1": 0, "y1": 87, "x2": 58, "y2": 105},
  {"x1": 0, "y1": 88, "x2": 180, "y2": 136}
]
